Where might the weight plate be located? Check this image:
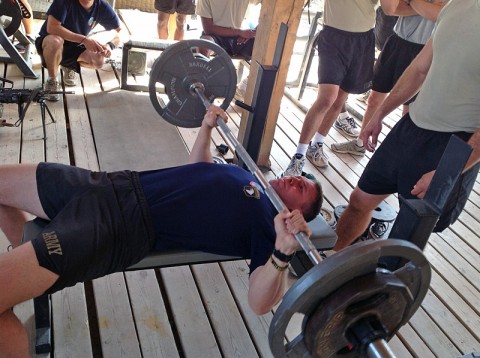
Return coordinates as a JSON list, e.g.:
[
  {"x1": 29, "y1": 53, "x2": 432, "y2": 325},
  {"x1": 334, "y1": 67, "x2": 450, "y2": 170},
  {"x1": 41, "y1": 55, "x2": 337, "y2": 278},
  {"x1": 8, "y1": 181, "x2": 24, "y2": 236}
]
[
  {"x1": 268, "y1": 239, "x2": 431, "y2": 357},
  {"x1": 0, "y1": 0, "x2": 23, "y2": 37},
  {"x1": 149, "y1": 39, "x2": 237, "y2": 128}
]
